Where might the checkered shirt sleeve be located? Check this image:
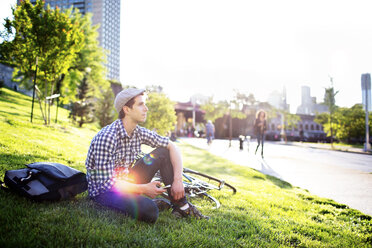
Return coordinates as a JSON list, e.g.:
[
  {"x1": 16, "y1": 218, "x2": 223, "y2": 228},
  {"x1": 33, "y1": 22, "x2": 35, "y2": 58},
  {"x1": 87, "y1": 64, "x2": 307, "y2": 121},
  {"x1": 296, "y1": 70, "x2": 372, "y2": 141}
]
[
  {"x1": 138, "y1": 126, "x2": 169, "y2": 148},
  {"x1": 85, "y1": 124, "x2": 117, "y2": 197}
]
